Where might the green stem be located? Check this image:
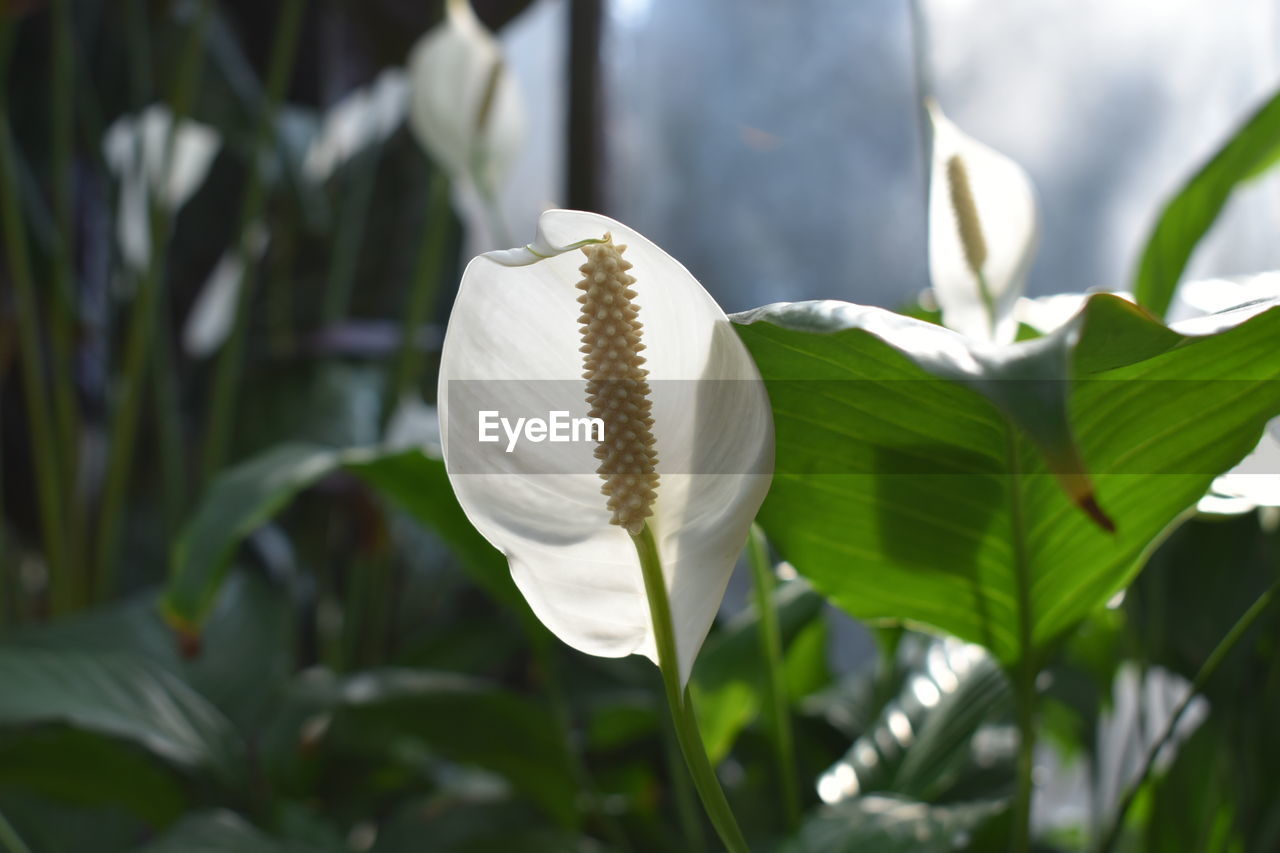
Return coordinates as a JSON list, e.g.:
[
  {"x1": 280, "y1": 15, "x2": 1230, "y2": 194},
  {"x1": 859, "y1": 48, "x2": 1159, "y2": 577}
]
[
  {"x1": 0, "y1": 809, "x2": 32, "y2": 853},
  {"x1": 662, "y1": 704, "x2": 708, "y2": 852},
  {"x1": 1093, "y1": 574, "x2": 1280, "y2": 853},
  {"x1": 94, "y1": 0, "x2": 213, "y2": 600},
  {"x1": 632, "y1": 524, "x2": 750, "y2": 853},
  {"x1": 49, "y1": 0, "x2": 83, "y2": 599},
  {"x1": 321, "y1": 145, "x2": 384, "y2": 324},
  {"x1": 0, "y1": 19, "x2": 71, "y2": 610},
  {"x1": 126, "y1": 0, "x2": 153, "y2": 104},
  {"x1": 479, "y1": 182, "x2": 512, "y2": 248},
  {"x1": 746, "y1": 523, "x2": 800, "y2": 831},
  {"x1": 151, "y1": 292, "x2": 188, "y2": 542},
  {"x1": 0, "y1": 408, "x2": 8, "y2": 627},
  {"x1": 1006, "y1": 424, "x2": 1036, "y2": 853},
  {"x1": 201, "y1": 0, "x2": 305, "y2": 483},
  {"x1": 906, "y1": 0, "x2": 934, "y2": 181},
  {"x1": 383, "y1": 173, "x2": 451, "y2": 425},
  {"x1": 976, "y1": 269, "x2": 1000, "y2": 342},
  {"x1": 128, "y1": 0, "x2": 185, "y2": 548},
  {"x1": 266, "y1": 210, "x2": 297, "y2": 358}
]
